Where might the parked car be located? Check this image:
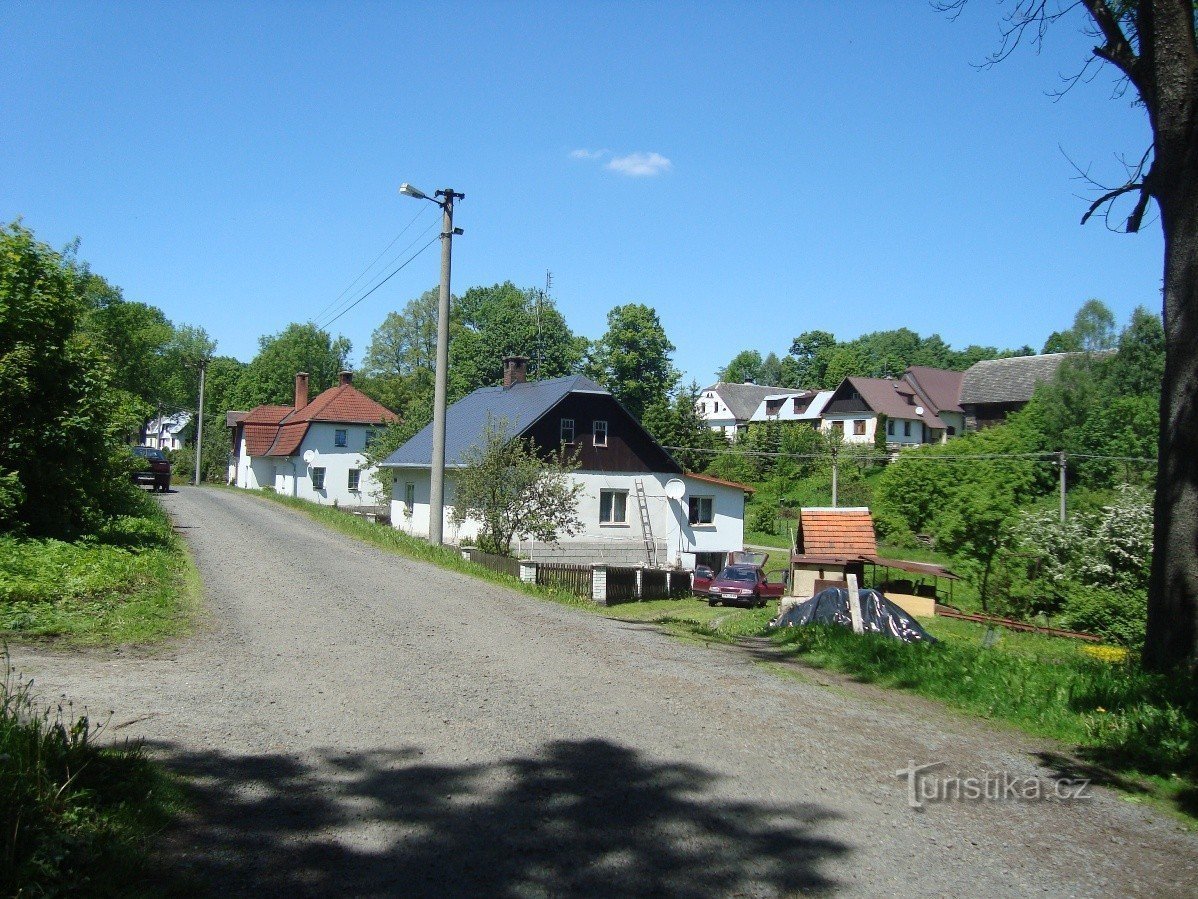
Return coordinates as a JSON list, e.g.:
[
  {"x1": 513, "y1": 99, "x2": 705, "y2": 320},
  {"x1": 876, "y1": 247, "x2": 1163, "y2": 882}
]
[
  {"x1": 704, "y1": 564, "x2": 786, "y2": 608},
  {"x1": 691, "y1": 565, "x2": 716, "y2": 596},
  {"x1": 131, "y1": 445, "x2": 172, "y2": 492}
]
